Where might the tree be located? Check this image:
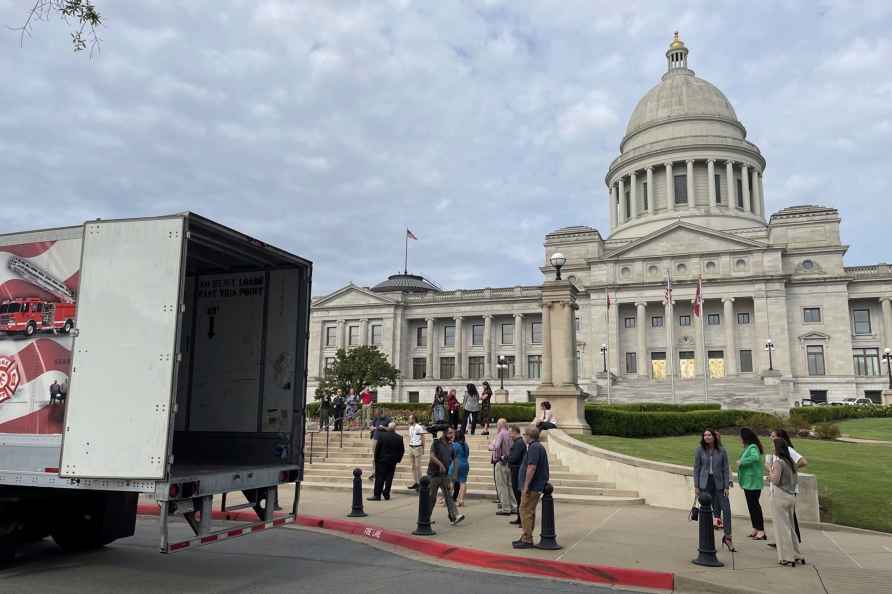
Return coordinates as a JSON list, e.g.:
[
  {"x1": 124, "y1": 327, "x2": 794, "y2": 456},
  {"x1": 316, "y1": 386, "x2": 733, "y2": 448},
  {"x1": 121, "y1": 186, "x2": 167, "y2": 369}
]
[
  {"x1": 17, "y1": 1, "x2": 102, "y2": 53},
  {"x1": 315, "y1": 346, "x2": 399, "y2": 400}
]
